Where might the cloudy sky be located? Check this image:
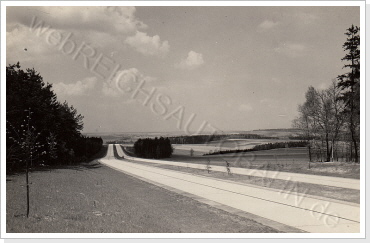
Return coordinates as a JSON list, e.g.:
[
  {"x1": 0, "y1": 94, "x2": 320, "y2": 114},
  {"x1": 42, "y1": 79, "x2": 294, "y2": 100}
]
[{"x1": 6, "y1": 5, "x2": 360, "y2": 134}]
